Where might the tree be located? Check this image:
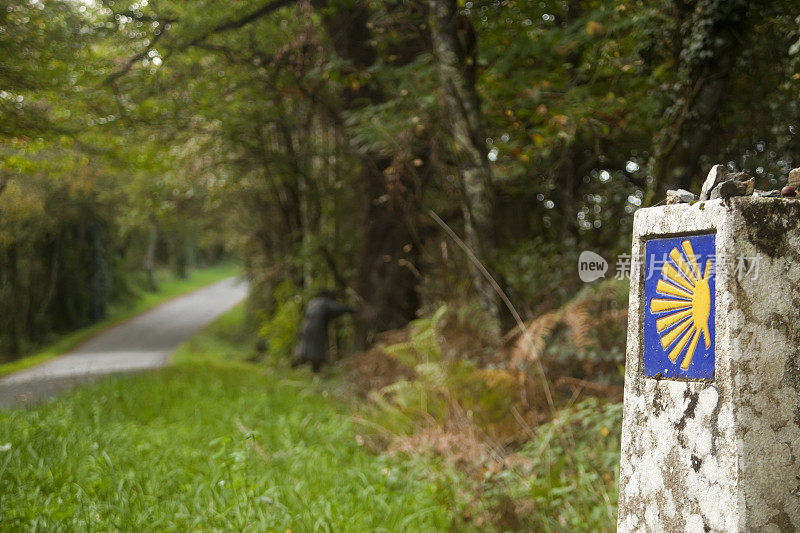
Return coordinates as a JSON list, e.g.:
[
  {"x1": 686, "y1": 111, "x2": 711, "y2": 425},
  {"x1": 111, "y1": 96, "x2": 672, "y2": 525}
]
[{"x1": 428, "y1": 0, "x2": 500, "y2": 327}]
